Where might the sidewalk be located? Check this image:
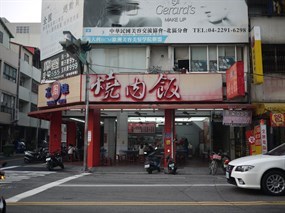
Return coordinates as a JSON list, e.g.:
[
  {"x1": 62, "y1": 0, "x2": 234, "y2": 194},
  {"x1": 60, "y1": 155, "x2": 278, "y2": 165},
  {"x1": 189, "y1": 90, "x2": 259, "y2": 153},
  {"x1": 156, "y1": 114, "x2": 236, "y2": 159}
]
[{"x1": 1, "y1": 153, "x2": 211, "y2": 175}]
